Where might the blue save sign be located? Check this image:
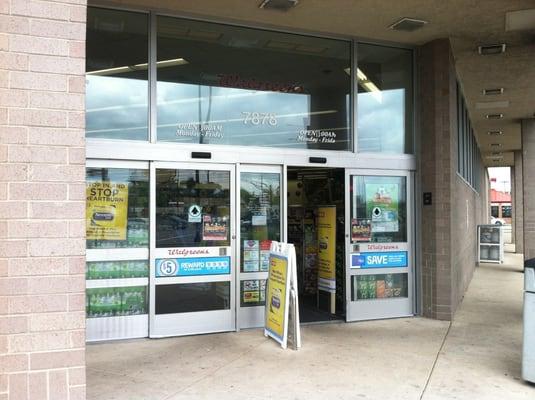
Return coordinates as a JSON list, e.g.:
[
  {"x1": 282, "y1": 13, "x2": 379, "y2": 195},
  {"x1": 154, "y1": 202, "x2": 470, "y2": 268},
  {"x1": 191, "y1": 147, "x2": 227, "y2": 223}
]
[{"x1": 351, "y1": 251, "x2": 407, "y2": 269}]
